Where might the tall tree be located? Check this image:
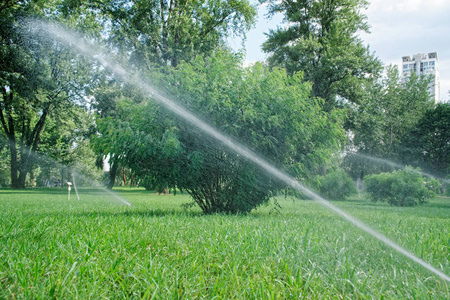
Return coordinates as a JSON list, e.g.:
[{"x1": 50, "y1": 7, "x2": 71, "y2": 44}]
[
  {"x1": 36, "y1": 104, "x2": 101, "y2": 186},
  {"x1": 91, "y1": 0, "x2": 257, "y2": 188},
  {"x1": 91, "y1": 80, "x2": 147, "y2": 189},
  {"x1": 101, "y1": 0, "x2": 256, "y2": 68},
  {"x1": 262, "y1": 0, "x2": 381, "y2": 111},
  {"x1": 0, "y1": 0, "x2": 98, "y2": 188},
  {"x1": 344, "y1": 65, "x2": 434, "y2": 179},
  {"x1": 399, "y1": 103, "x2": 449, "y2": 179}
]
